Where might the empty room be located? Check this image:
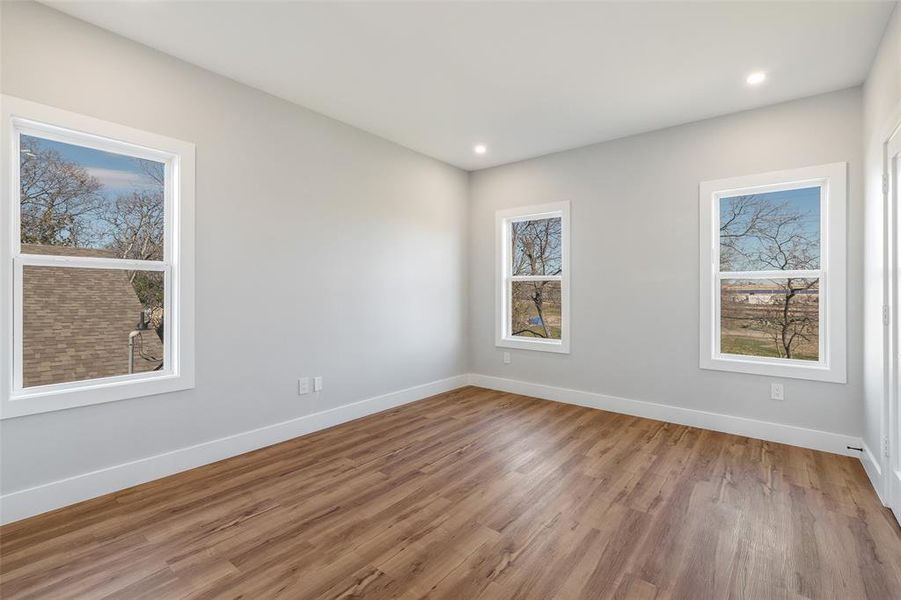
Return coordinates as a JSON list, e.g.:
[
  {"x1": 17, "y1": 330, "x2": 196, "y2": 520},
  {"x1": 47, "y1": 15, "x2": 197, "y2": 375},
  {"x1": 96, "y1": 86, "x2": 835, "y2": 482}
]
[{"x1": 1, "y1": 0, "x2": 901, "y2": 598}]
